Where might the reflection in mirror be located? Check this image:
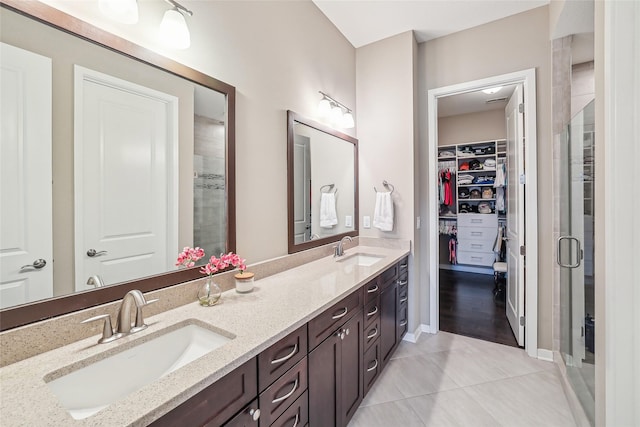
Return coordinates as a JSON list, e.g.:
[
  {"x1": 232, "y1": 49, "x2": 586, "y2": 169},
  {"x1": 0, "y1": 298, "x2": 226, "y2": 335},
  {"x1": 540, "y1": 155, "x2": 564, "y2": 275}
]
[
  {"x1": 0, "y1": 1, "x2": 235, "y2": 330},
  {"x1": 287, "y1": 111, "x2": 358, "y2": 253}
]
